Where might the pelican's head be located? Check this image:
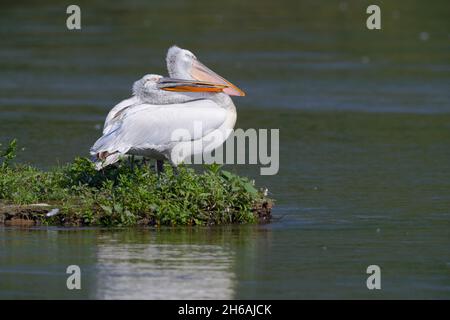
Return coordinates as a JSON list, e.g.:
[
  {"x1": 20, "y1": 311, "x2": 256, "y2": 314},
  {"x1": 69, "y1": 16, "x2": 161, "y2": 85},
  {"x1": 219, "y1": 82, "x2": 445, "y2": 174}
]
[
  {"x1": 132, "y1": 74, "x2": 163, "y2": 97},
  {"x1": 166, "y1": 46, "x2": 196, "y2": 79},
  {"x1": 166, "y1": 45, "x2": 245, "y2": 96}
]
